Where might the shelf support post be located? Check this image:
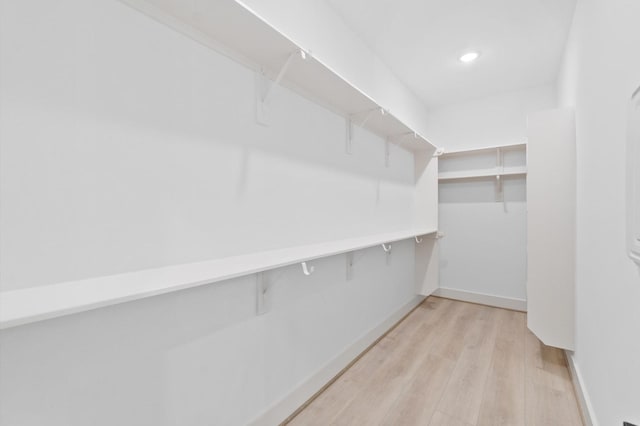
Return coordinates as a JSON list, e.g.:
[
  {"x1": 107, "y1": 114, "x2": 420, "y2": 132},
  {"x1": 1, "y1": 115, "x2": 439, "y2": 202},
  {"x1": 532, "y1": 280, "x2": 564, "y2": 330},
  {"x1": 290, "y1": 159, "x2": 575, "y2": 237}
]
[
  {"x1": 346, "y1": 107, "x2": 384, "y2": 154},
  {"x1": 396, "y1": 132, "x2": 418, "y2": 151},
  {"x1": 384, "y1": 131, "x2": 414, "y2": 167}
]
